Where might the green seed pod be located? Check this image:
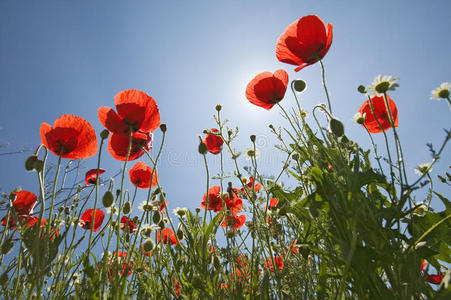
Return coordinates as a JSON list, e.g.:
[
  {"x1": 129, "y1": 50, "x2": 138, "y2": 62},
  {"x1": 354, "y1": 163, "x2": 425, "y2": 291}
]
[
  {"x1": 215, "y1": 104, "x2": 222, "y2": 111},
  {"x1": 213, "y1": 255, "x2": 221, "y2": 269},
  {"x1": 329, "y1": 118, "x2": 345, "y2": 137},
  {"x1": 102, "y1": 191, "x2": 114, "y2": 208},
  {"x1": 123, "y1": 202, "x2": 131, "y2": 215},
  {"x1": 152, "y1": 211, "x2": 162, "y2": 224},
  {"x1": 357, "y1": 85, "x2": 366, "y2": 94},
  {"x1": 293, "y1": 79, "x2": 307, "y2": 92}
]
